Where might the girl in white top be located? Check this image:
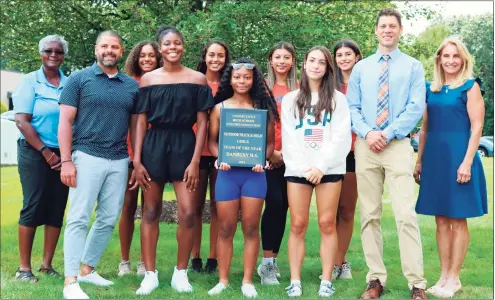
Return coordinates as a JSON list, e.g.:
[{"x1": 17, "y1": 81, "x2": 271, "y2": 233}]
[{"x1": 281, "y1": 46, "x2": 351, "y2": 298}]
